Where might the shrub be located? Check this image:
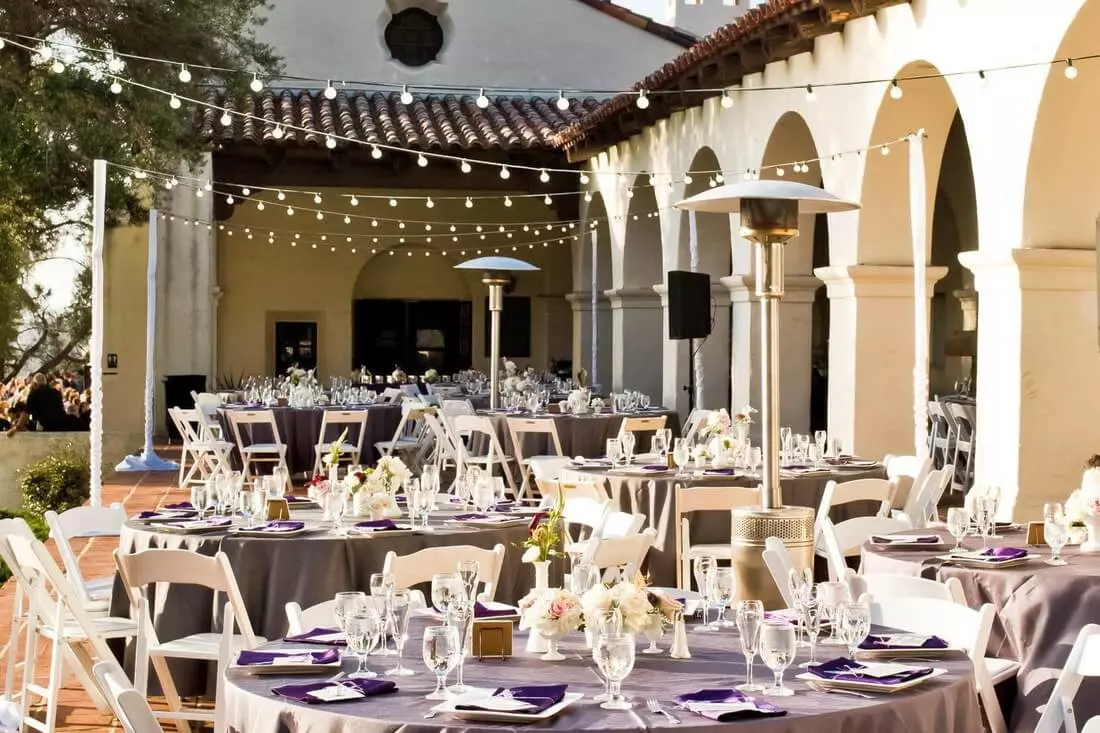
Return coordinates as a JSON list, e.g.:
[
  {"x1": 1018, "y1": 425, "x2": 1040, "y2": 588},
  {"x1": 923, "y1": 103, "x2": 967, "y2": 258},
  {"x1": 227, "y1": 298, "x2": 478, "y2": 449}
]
[
  {"x1": 19, "y1": 449, "x2": 91, "y2": 520},
  {"x1": 0, "y1": 509, "x2": 49, "y2": 583}
]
